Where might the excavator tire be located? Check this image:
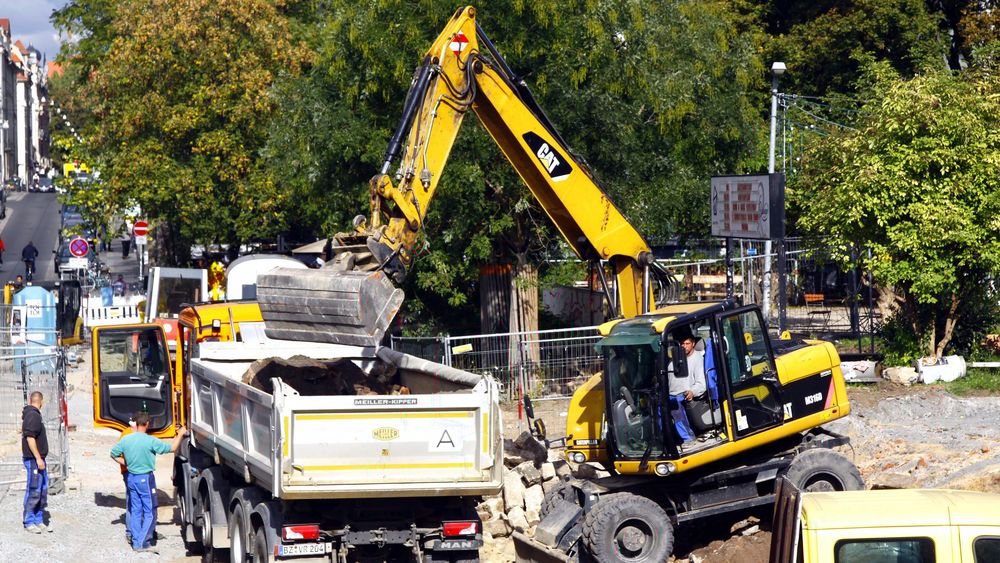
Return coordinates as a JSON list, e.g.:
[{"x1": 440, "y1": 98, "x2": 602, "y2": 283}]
[
  {"x1": 784, "y1": 448, "x2": 864, "y2": 492},
  {"x1": 582, "y1": 492, "x2": 673, "y2": 563},
  {"x1": 540, "y1": 480, "x2": 574, "y2": 518}
]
